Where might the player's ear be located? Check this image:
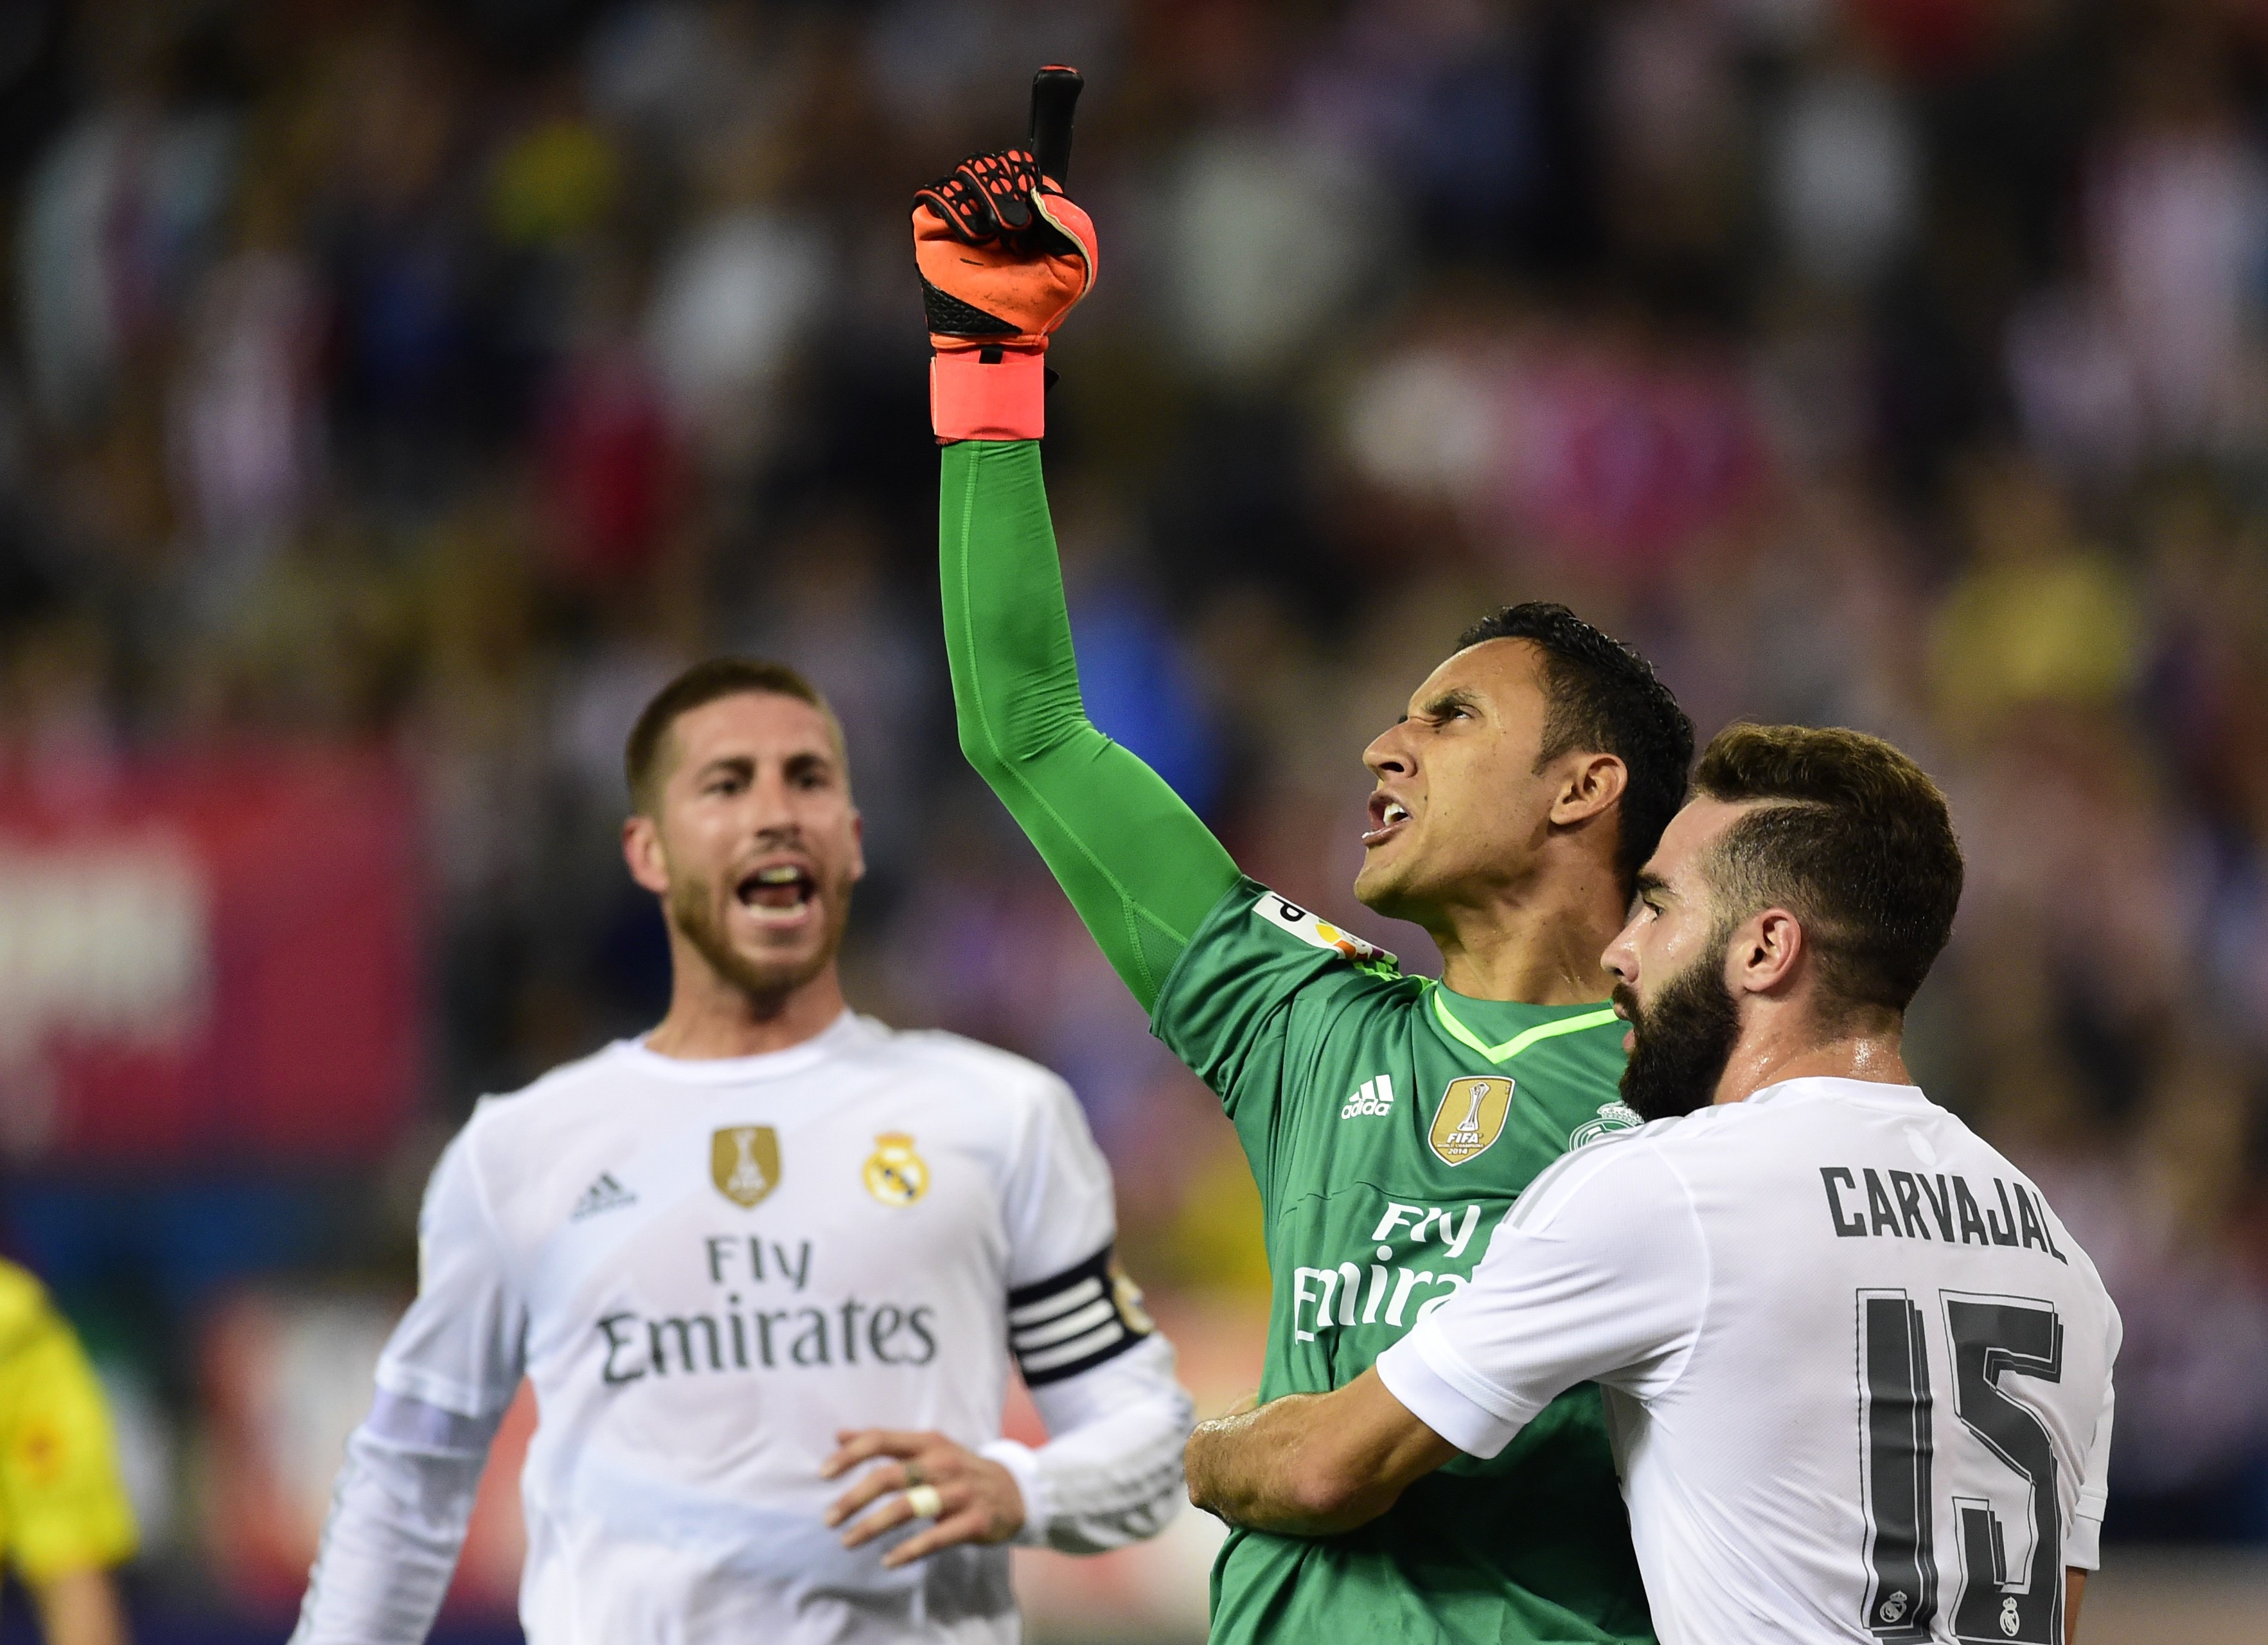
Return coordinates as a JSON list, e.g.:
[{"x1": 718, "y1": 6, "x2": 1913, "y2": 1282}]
[
  {"x1": 623, "y1": 811, "x2": 670, "y2": 896},
  {"x1": 849, "y1": 807, "x2": 867, "y2": 883},
  {"x1": 1733, "y1": 908, "x2": 1804, "y2": 997},
  {"x1": 1549, "y1": 753, "x2": 1627, "y2": 827}
]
